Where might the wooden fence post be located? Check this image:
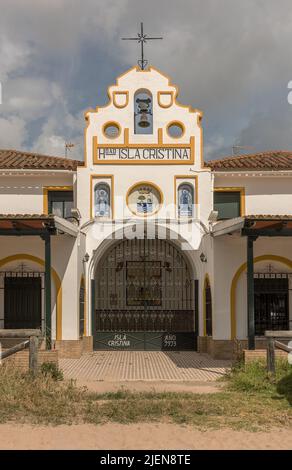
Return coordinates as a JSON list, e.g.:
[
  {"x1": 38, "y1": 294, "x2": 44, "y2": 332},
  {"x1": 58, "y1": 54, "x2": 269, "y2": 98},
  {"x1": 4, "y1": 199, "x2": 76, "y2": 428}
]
[
  {"x1": 267, "y1": 337, "x2": 275, "y2": 375},
  {"x1": 29, "y1": 335, "x2": 39, "y2": 376}
]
